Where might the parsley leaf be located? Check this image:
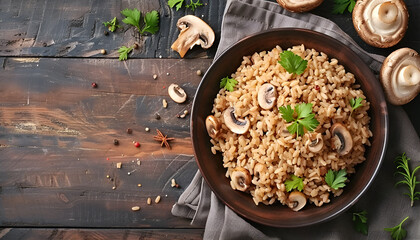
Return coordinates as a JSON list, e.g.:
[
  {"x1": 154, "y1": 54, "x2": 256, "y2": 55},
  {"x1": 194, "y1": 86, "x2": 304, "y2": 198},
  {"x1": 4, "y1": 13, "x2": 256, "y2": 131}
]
[
  {"x1": 186, "y1": 0, "x2": 203, "y2": 11},
  {"x1": 278, "y1": 50, "x2": 308, "y2": 75},
  {"x1": 168, "y1": 0, "x2": 184, "y2": 11},
  {"x1": 103, "y1": 17, "x2": 121, "y2": 32},
  {"x1": 279, "y1": 103, "x2": 319, "y2": 137},
  {"x1": 350, "y1": 97, "x2": 363, "y2": 112},
  {"x1": 352, "y1": 210, "x2": 368, "y2": 235},
  {"x1": 333, "y1": 0, "x2": 356, "y2": 14},
  {"x1": 285, "y1": 175, "x2": 304, "y2": 192},
  {"x1": 384, "y1": 216, "x2": 409, "y2": 240},
  {"x1": 325, "y1": 169, "x2": 347, "y2": 190},
  {"x1": 121, "y1": 8, "x2": 141, "y2": 31},
  {"x1": 141, "y1": 10, "x2": 159, "y2": 34},
  {"x1": 394, "y1": 153, "x2": 420, "y2": 207},
  {"x1": 220, "y1": 76, "x2": 238, "y2": 92},
  {"x1": 118, "y1": 45, "x2": 134, "y2": 61}
]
